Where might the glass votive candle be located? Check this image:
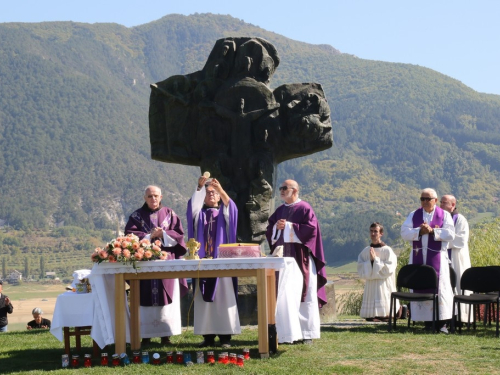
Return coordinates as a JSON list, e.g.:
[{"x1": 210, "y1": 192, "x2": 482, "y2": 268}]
[
  {"x1": 120, "y1": 352, "x2": 130, "y2": 365},
  {"x1": 229, "y1": 353, "x2": 237, "y2": 364},
  {"x1": 196, "y1": 351, "x2": 205, "y2": 364},
  {"x1": 84, "y1": 354, "x2": 92, "y2": 368},
  {"x1": 207, "y1": 351, "x2": 215, "y2": 364},
  {"x1": 237, "y1": 354, "x2": 245, "y2": 367},
  {"x1": 152, "y1": 353, "x2": 161, "y2": 365},
  {"x1": 183, "y1": 352, "x2": 192, "y2": 365},
  {"x1": 71, "y1": 354, "x2": 79, "y2": 368},
  {"x1": 100, "y1": 352, "x2": 109, "y2": 366},
  {"x1": 176, "y1": 351, "x2": 184, "y2": 364},
  {"x1": 61, "y1": 354, "x2": 69, "y2": 368},
  {"x1": 132, "y1": 351, "x2": 141, "y2": 364},
  {"x1": 166, "y1": 351, "x2": 173, "y2": 363},
  {"x1": 221, "y1": 352, "x2": 229, "y2": 365},
  {"x1": 142, "y1": 351, "x2": 150, "y2": 364},
  {"x1": 243, "y1": 348, "x2": 250, "y2": 360},
  {"x1": 218, "y1": 353, "x2": 224, "y2": 364},
  {"x1": 111, "y1": 354, "x2": 120, "y2": 366}
]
